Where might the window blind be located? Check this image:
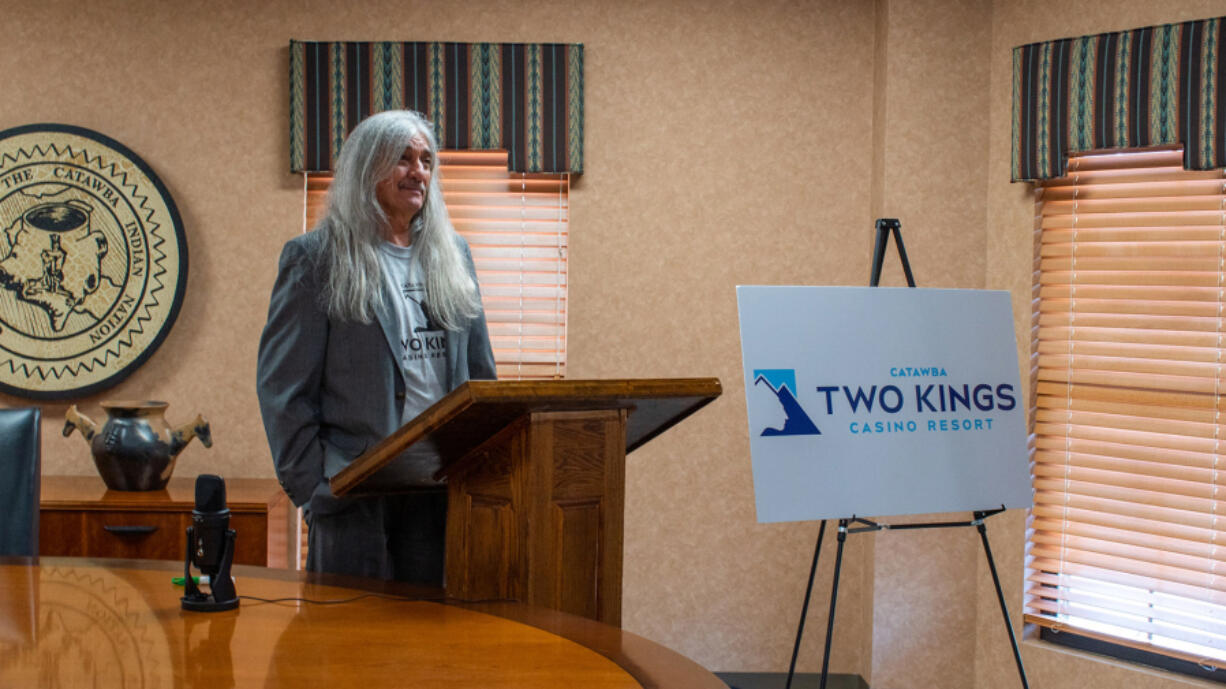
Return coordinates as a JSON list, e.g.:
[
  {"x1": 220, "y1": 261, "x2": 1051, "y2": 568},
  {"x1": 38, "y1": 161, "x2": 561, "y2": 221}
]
[
  {"x1": 303, "y1": 150, "x2": 568, "y2": 380},
  {"x1": 1029, "y1": 146, "x2": 1226, "y2": 667}
]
